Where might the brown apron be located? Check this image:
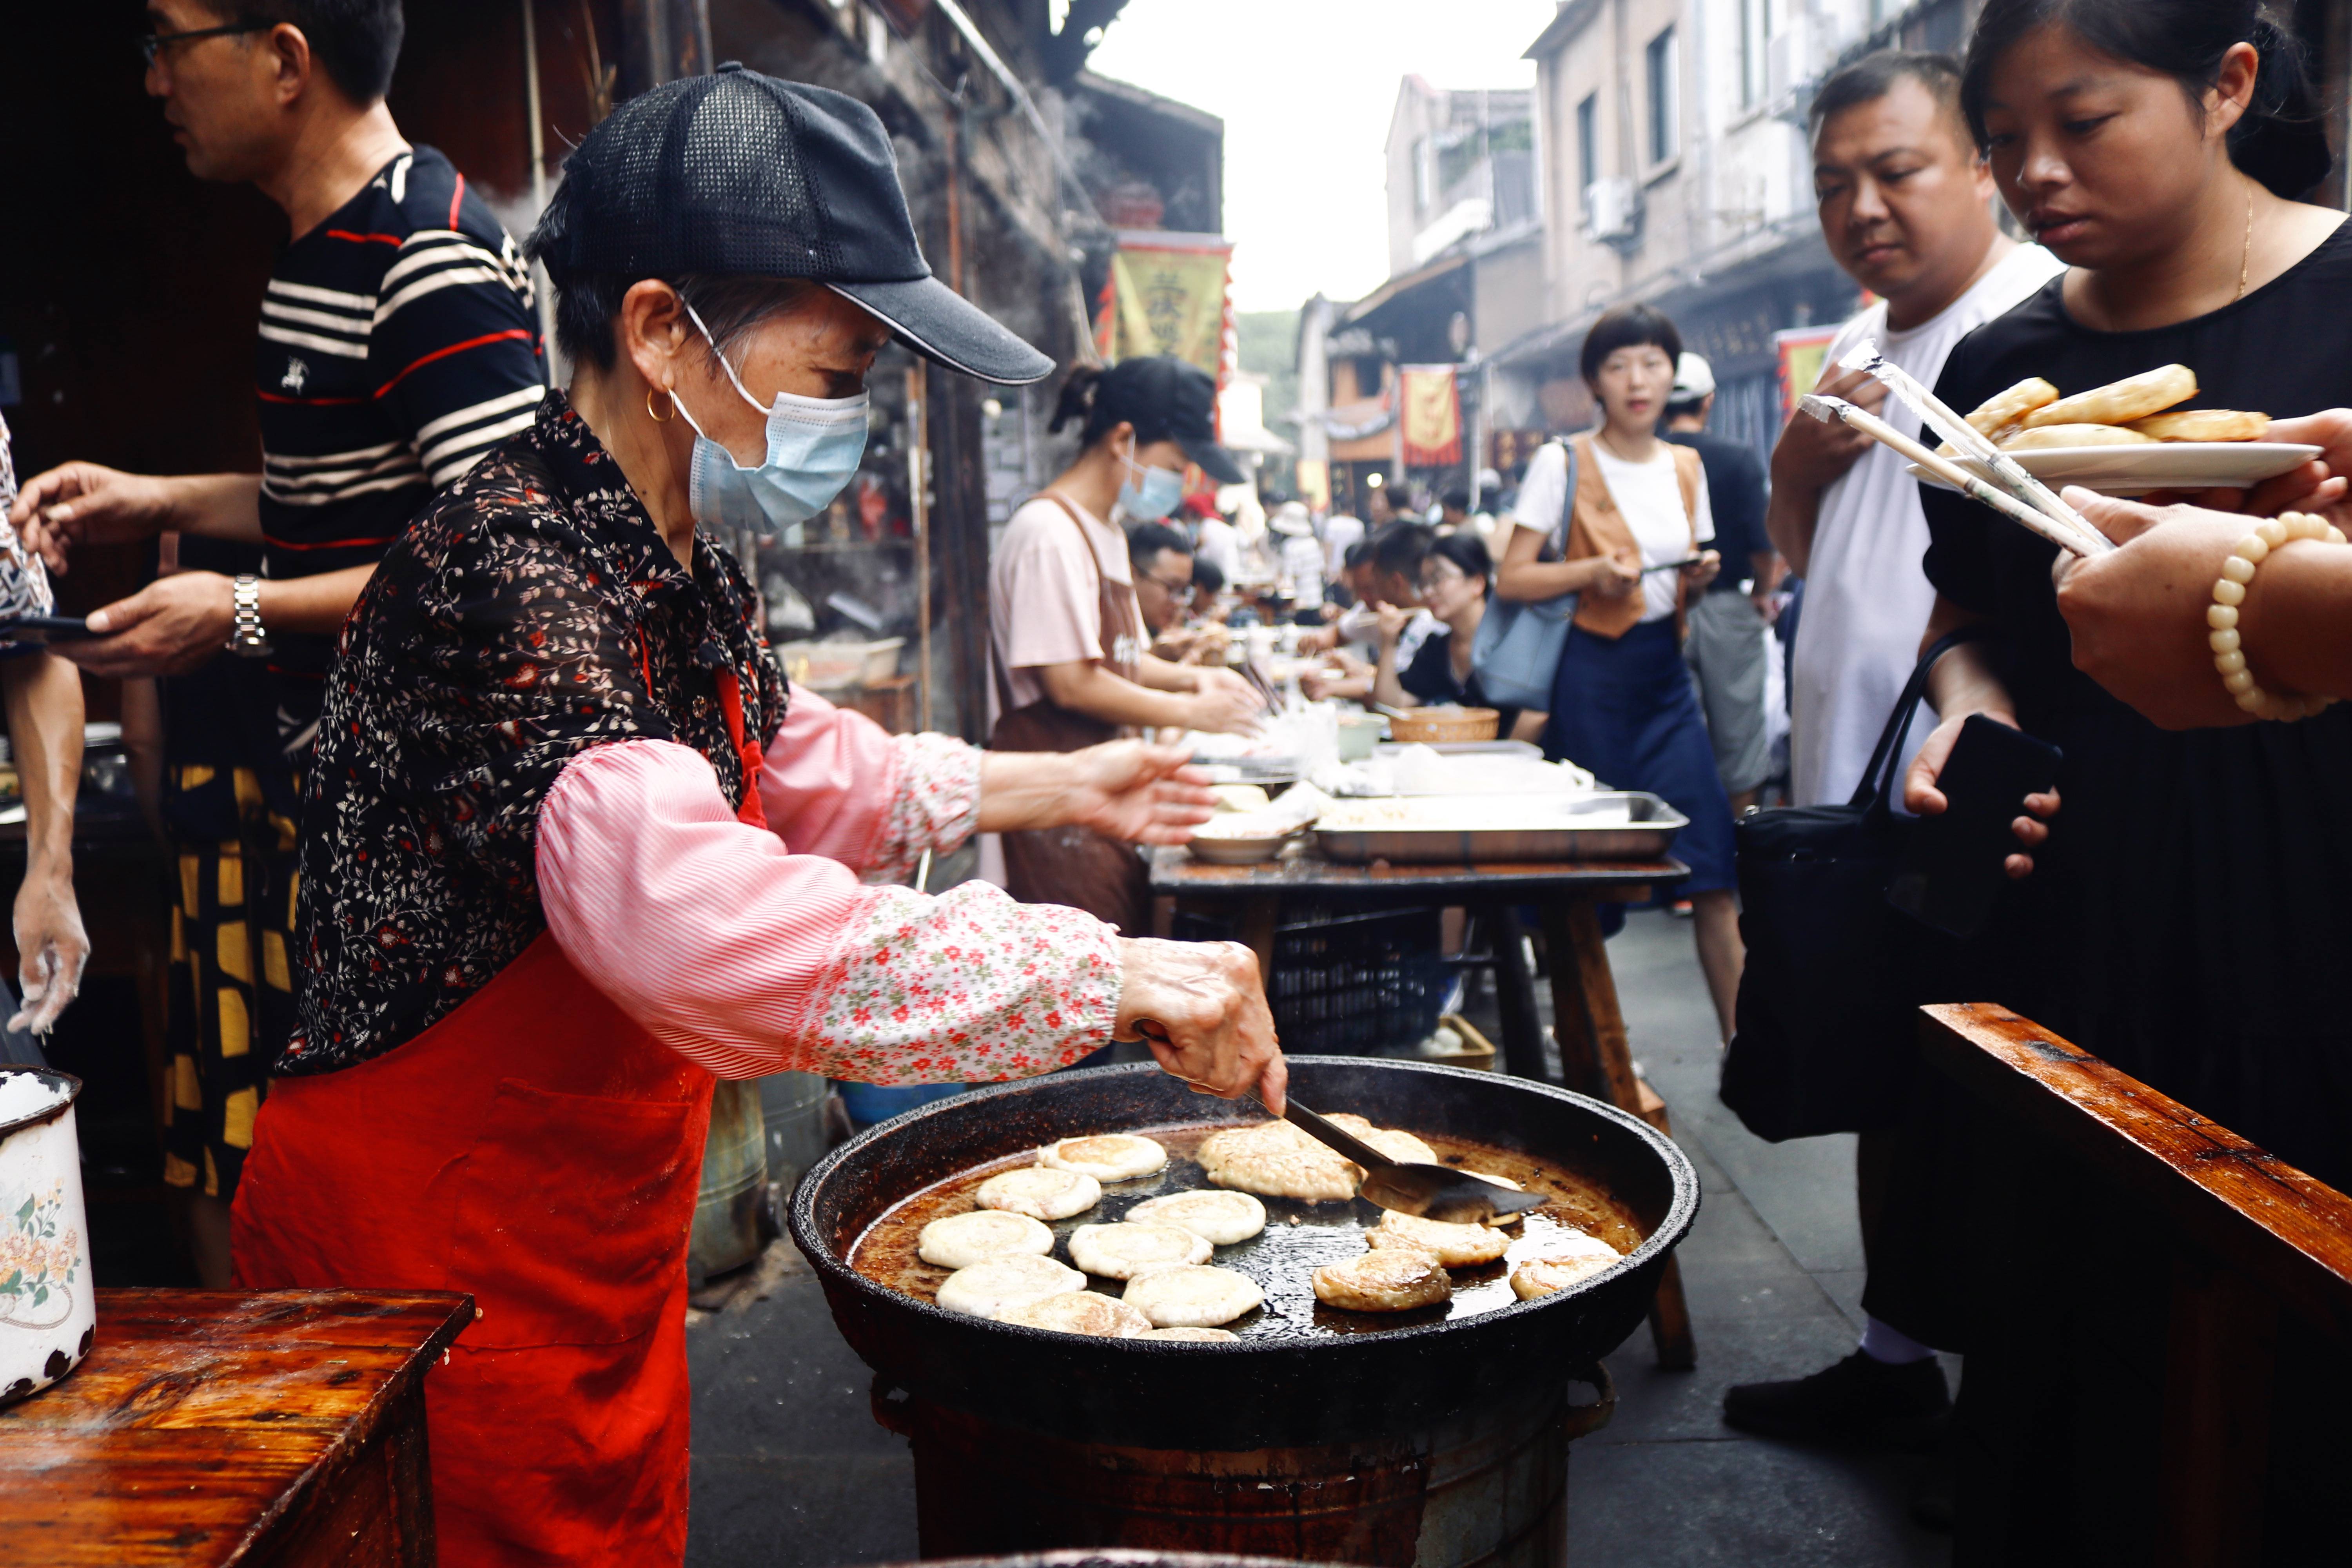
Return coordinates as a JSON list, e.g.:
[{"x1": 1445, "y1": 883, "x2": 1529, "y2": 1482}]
[{"x1": 990, "y1": 494, "x2": 1151, "y2": 935}]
